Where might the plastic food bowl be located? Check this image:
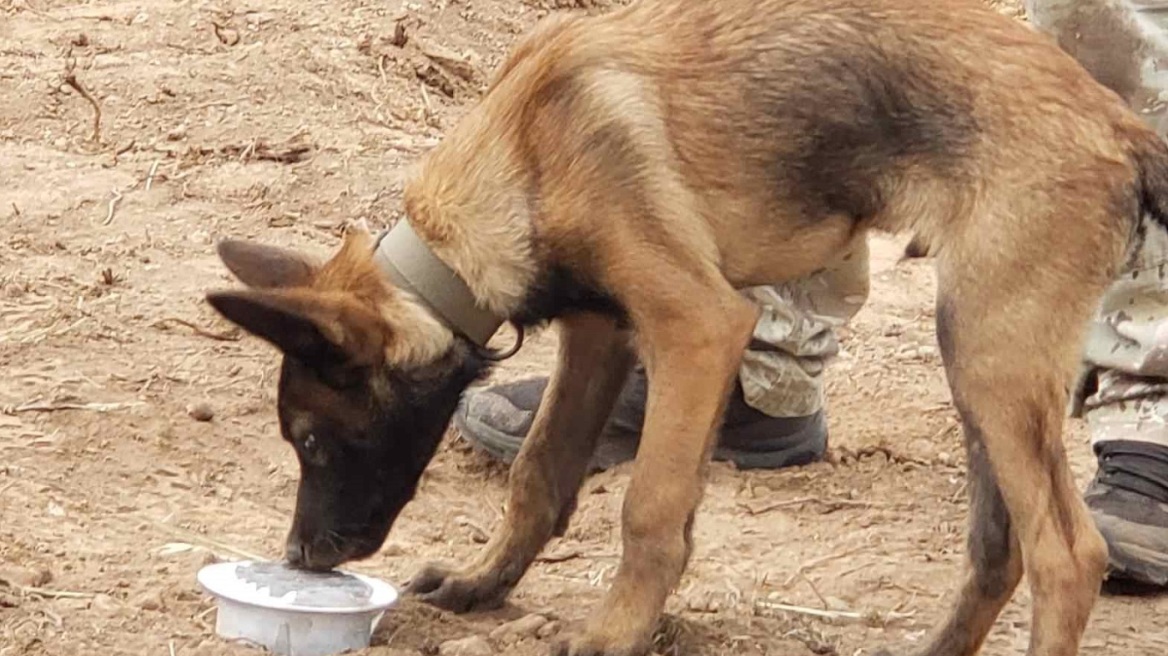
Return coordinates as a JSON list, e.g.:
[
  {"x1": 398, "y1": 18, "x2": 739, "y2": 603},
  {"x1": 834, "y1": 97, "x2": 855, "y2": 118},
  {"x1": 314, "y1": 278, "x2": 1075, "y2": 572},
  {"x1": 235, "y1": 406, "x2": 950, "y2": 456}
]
[{"x1": 197, "y1": 560, "x2": 399, "y2": 656}]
